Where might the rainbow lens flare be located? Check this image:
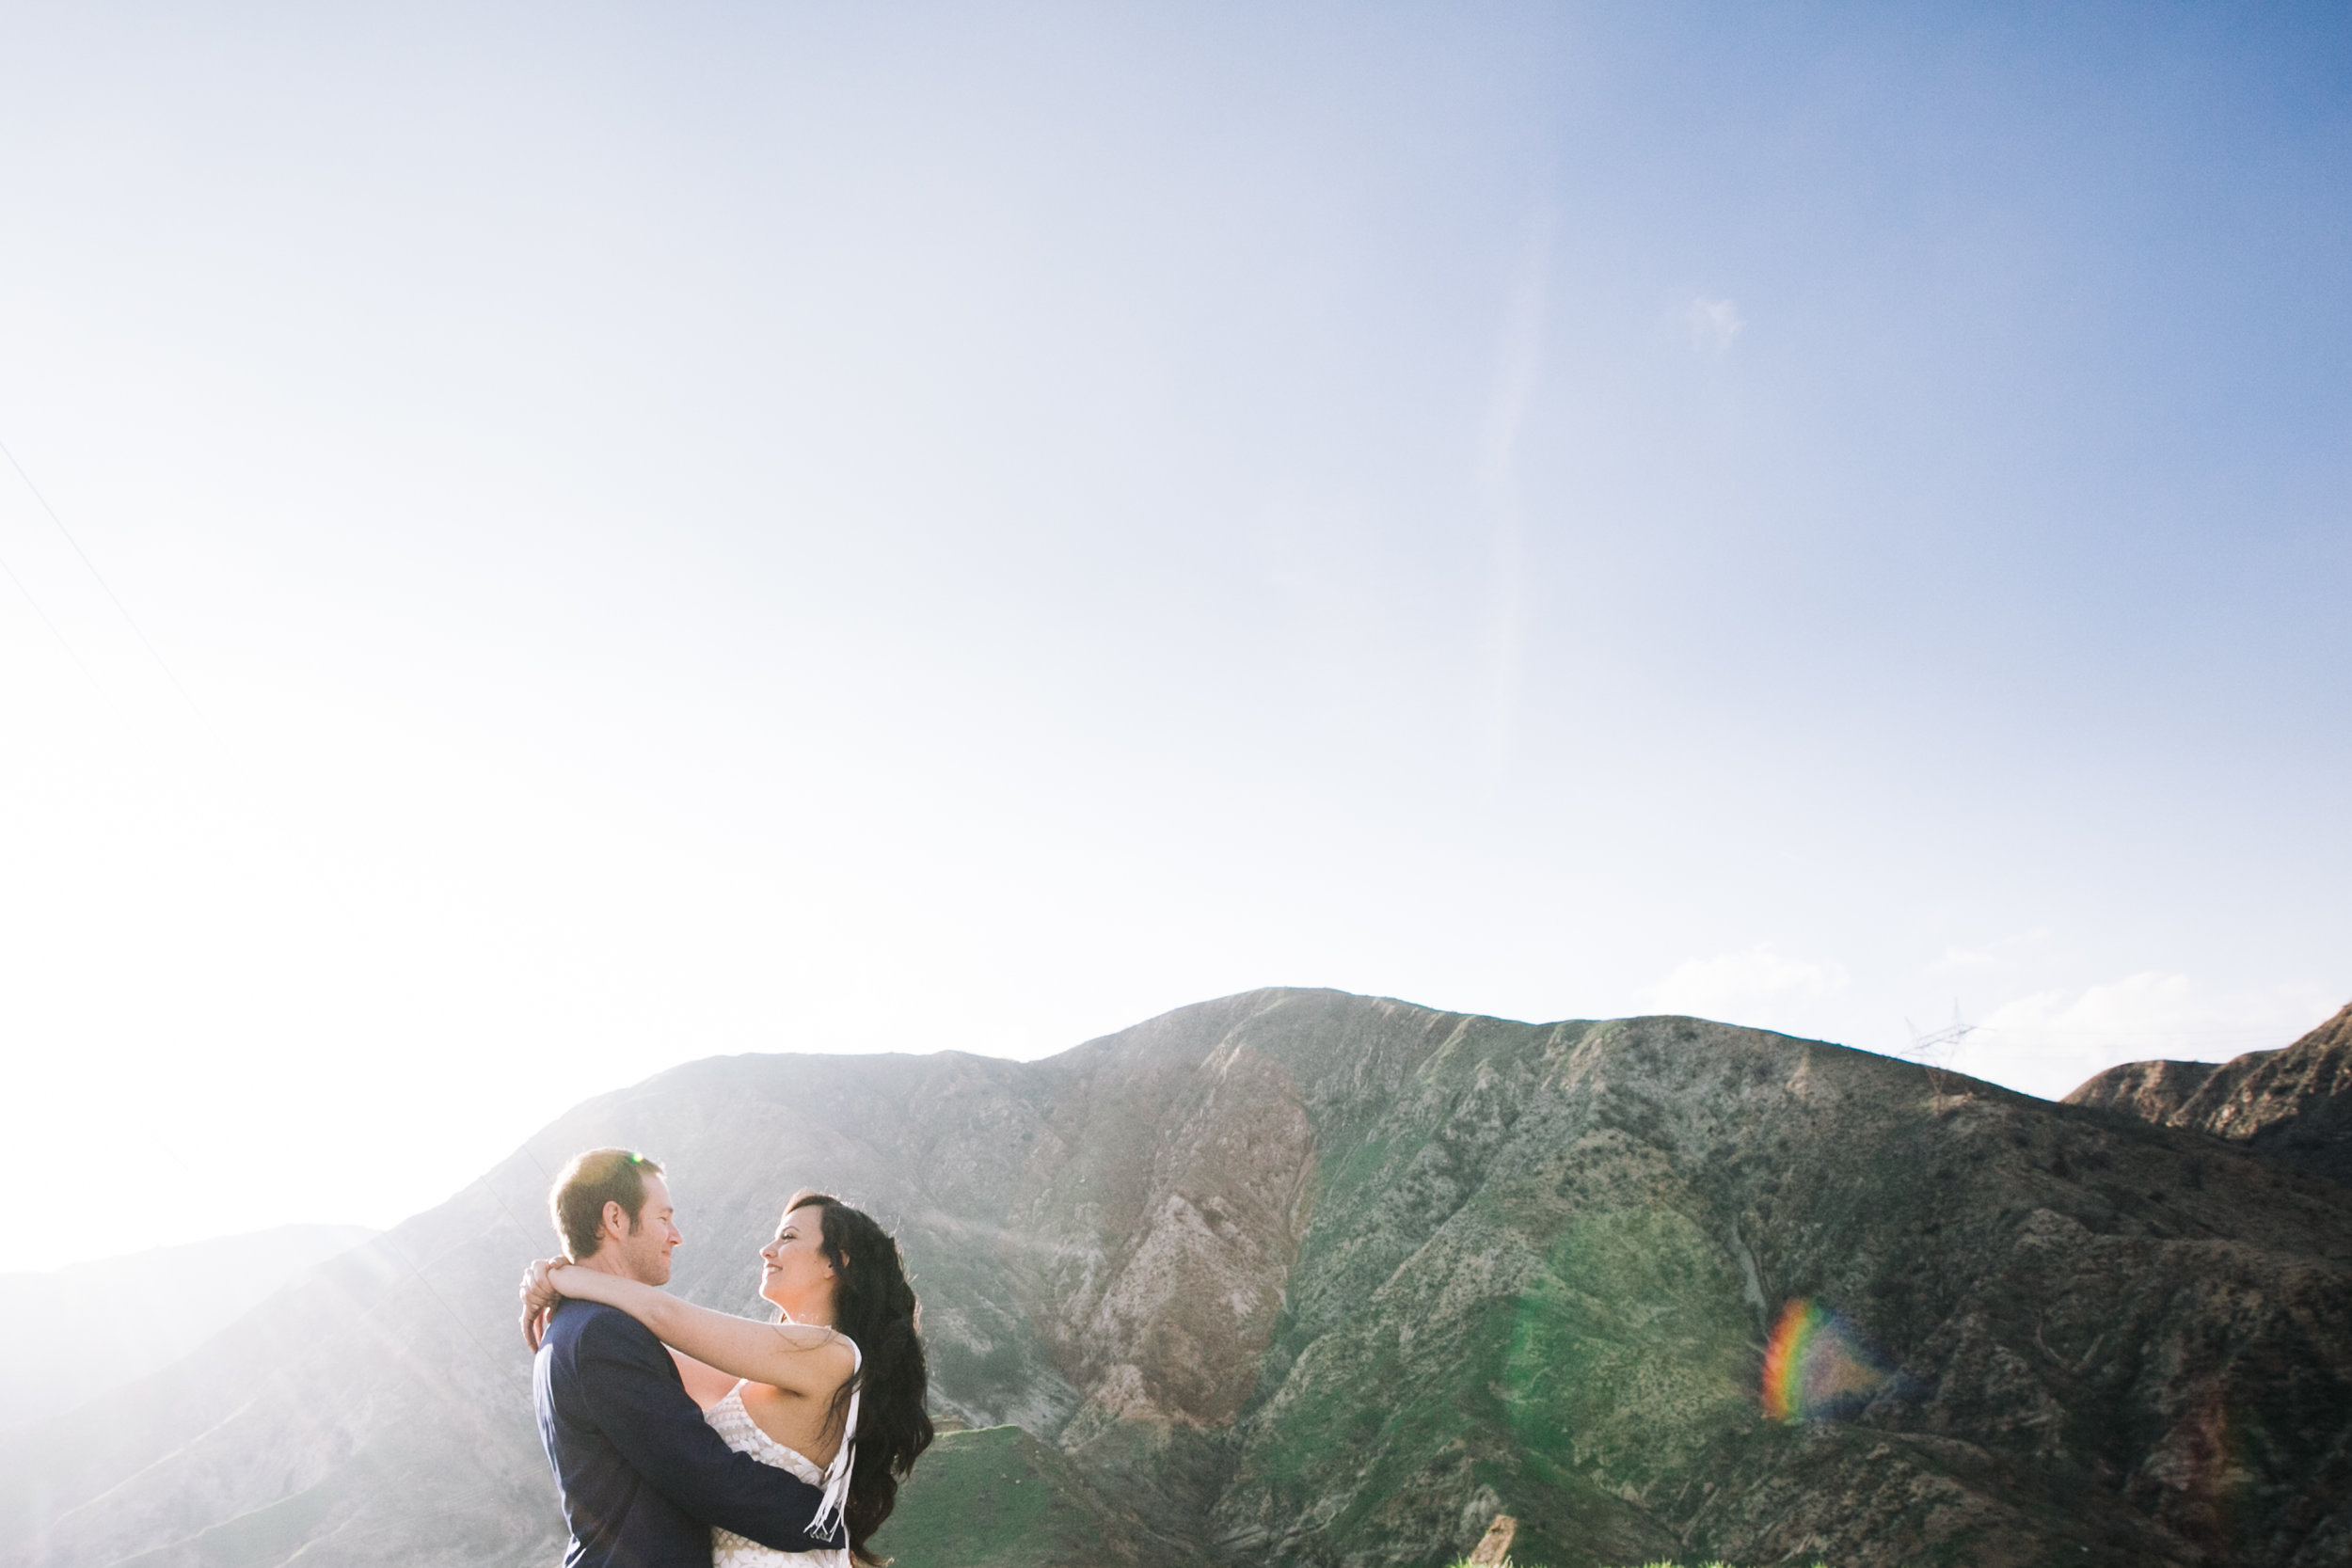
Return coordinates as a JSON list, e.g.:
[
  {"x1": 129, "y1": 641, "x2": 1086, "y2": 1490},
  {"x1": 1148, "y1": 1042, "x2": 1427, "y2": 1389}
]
[{"x1": 1761, "y1": 1298, "x2": 1886, "y2": 1422}]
